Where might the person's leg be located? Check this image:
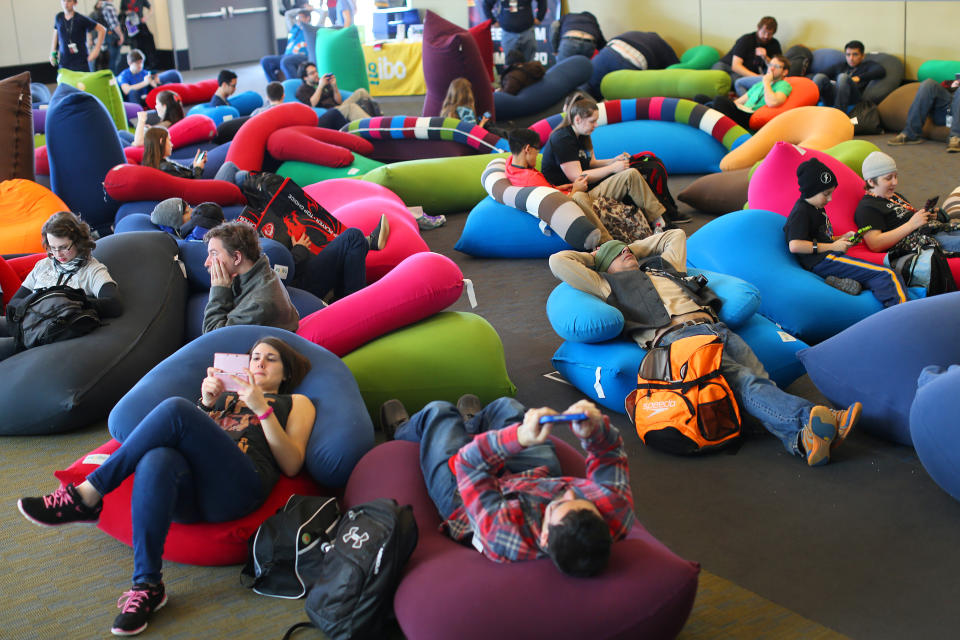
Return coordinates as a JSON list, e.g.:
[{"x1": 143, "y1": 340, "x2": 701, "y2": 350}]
[
  {"x1": 934, "y1": 230, "x2": 960, "y2": 252},
  {"x1": 834, "y1": 73, "x2": 862, "y2": 112},
  {"x1": 709, "y1": 95, "x2": 753, "y2": 129},
  {"x1": 280, "y1": 54, "x2": 308, "y2": 82},
  {"x1": 901, "y1": 79, "x2": 949, "y2": 140},
  {"x1": 260, "y1": 55, "x2": 283, "y2": 82},
  {"x1": 469, "y1": 397, "x2": 561, "y2": 476},
  {"x1": 157, "y1": 70, "x2": 182, "y2": 85},
  {"x1": 557, "y1": 36, "x2": 595, "y2": 62},
  {"x1": 336, "y1": 101, "x2": 370, "y2": 121},
  {"x1": 584, "y1": 48, "x2": 627, "y2": 99},
  {"x1": 291, "y1": 228, "x2": 368, "y2": 300},
  {"x1": 734, "y1": 76, "x2": 761, "y2": 97},
  {"x1": 813, "y1": 254, "x2": 908, "y2": 307},
  {"x1": 812, "y1": 73, "x2": 835, "y2": 106},
  {"x1": 213, "y1": 160, "x2": 248, "y2": 186},
  {"x1": 570, "y1": 192, "x2": 613, "y2": 243},
  {"x1": 589, "y1": 169, "x2": 666, "y2": 224}
]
